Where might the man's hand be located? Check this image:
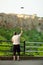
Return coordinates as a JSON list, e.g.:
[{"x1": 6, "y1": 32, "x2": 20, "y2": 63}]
[{"x1": 19, "y1": 27, "x2": 23, "y2": 36}]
